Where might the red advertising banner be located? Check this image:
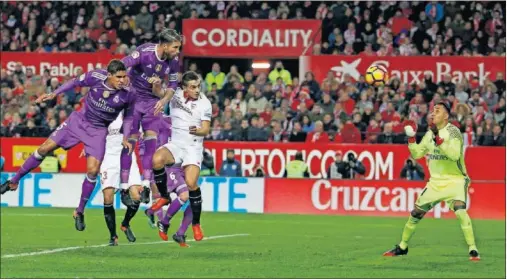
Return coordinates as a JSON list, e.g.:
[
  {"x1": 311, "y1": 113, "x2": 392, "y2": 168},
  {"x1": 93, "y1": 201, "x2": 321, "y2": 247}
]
[
  {"x1": 204, "y1": 141, "x2": 505, "y2": 181},
  {"x1": 300, "y1": 55, "x2": 505, "y2": 86},
  {"x1": 1, "y1": 139, "x2": 504, "y2": 181},
  {"x1": 1, "y1": 52, "x2": 121, "y2": 77},
  {"x1": 264, "y1": 178, "x2": 505, "y2": 220},
  {"x1": 182, "y1": 19, "x2": 321, "y2": 57}
]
